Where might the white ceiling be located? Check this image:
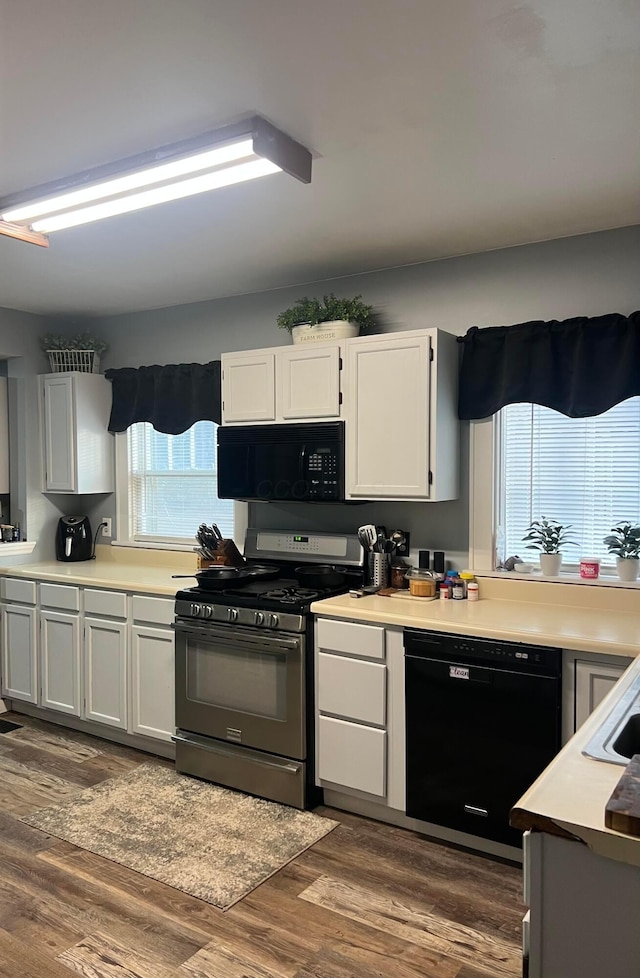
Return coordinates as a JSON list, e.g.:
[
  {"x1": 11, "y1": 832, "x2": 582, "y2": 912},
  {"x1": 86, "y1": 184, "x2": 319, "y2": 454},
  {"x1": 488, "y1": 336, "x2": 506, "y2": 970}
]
[{"x1": 1, "y1": 0, "x2": 638, "y2": 317}]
